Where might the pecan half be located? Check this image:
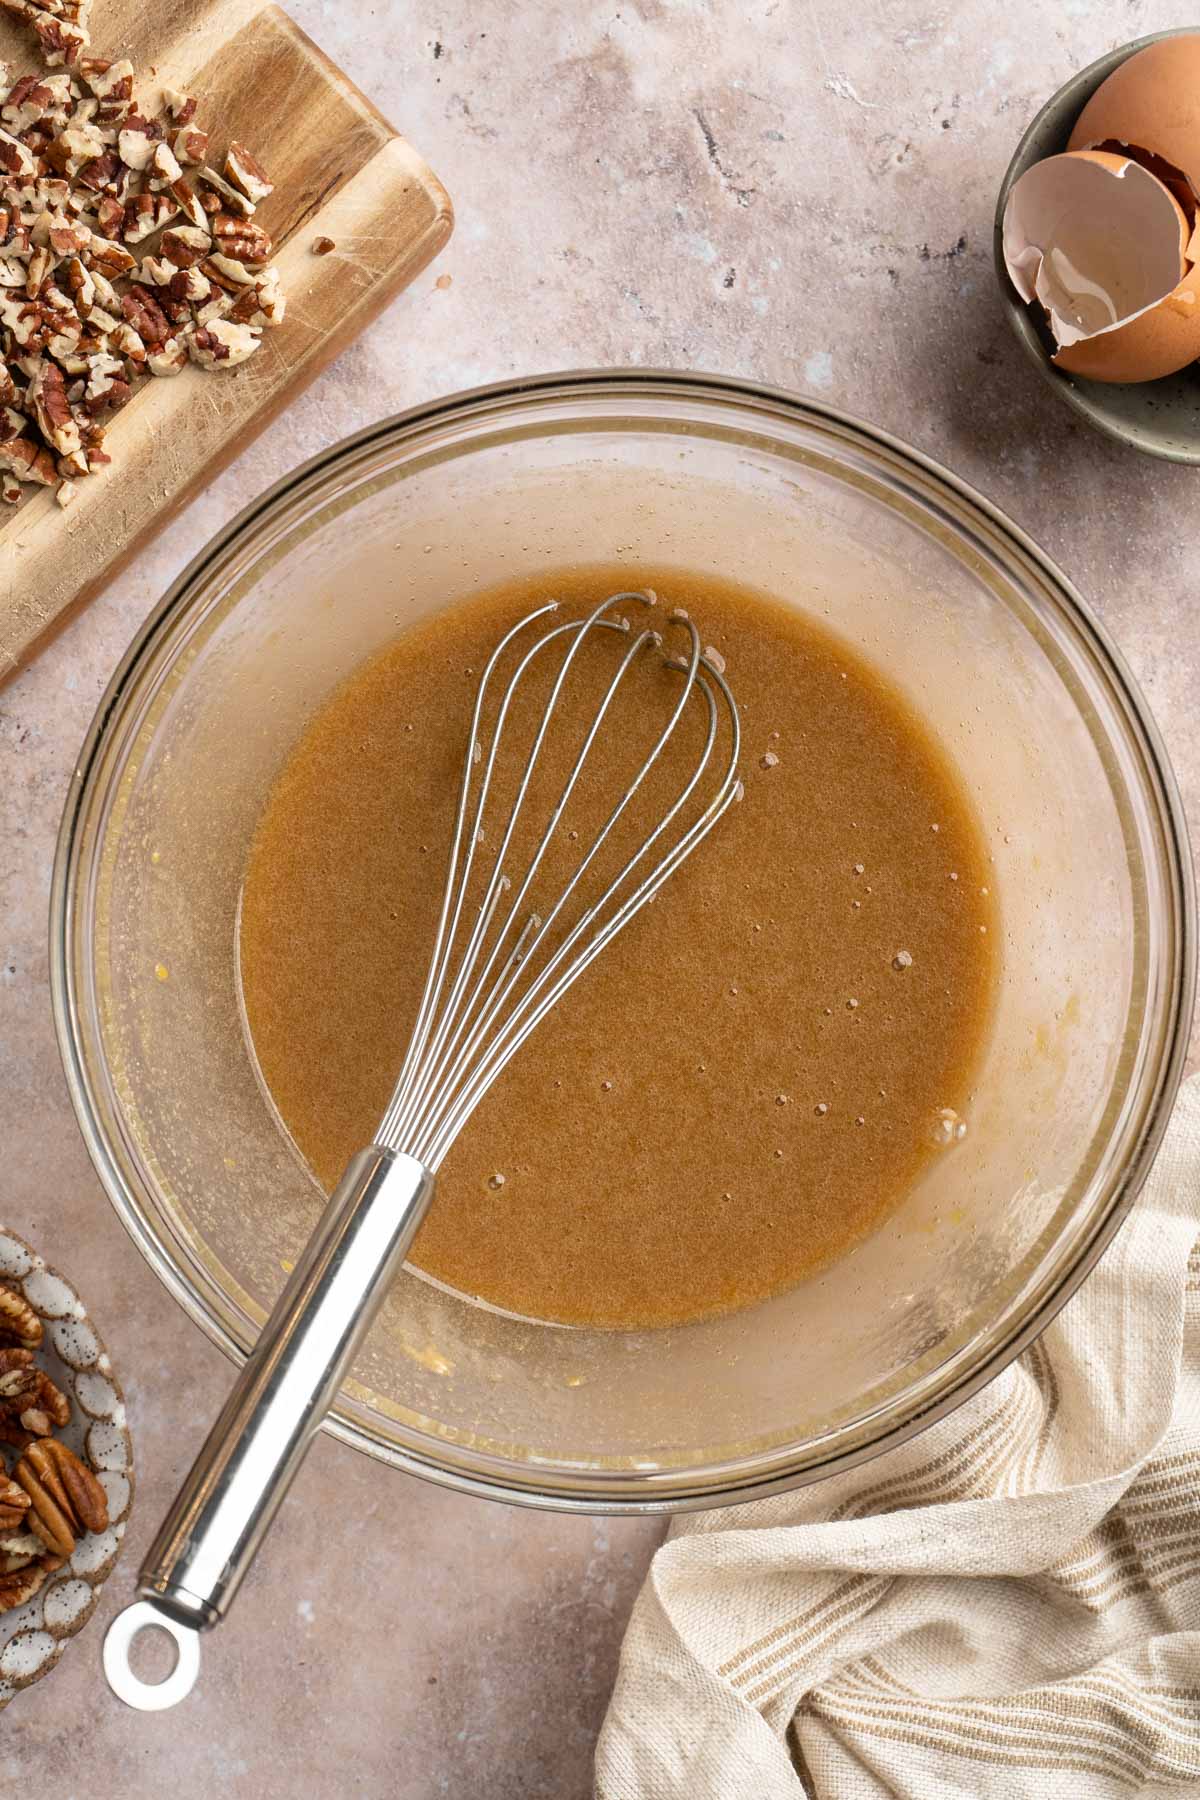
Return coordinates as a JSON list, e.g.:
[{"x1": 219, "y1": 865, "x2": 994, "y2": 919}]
[
  {"x1": 0, "y1": 1528, "x2": 42, "y2": 1573},
  {"x1": 0, "y1": 1550, "x2": 64, "y2": 1612},
  {"x1": 0, "y1": 1346, "x2": 70, "y2": 1444},
  {"x1": 0, "y1": 1472, "x2": 32, "y2": 1531},
  {"x1": 15, "y1": 1438, "x2": 108, "y2": 1556},
  {"x1": 0, "y1": 1283, "x2": 42, "y2": 1351}
]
